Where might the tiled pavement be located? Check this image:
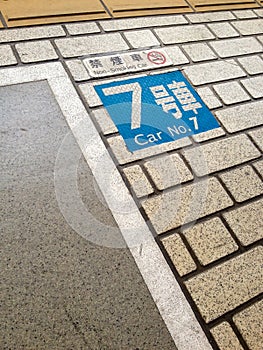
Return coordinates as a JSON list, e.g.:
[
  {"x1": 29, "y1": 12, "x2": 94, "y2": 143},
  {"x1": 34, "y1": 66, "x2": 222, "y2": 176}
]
[{"x1": 0, "y1": 9, "x2": 263, "y2": 350}]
